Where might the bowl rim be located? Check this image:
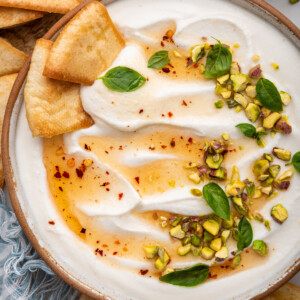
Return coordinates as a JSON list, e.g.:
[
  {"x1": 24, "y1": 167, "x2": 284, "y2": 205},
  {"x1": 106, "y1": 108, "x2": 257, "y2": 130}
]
[{"x1": 2, "y1": 0, "x2": 300, "y2": 299}]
